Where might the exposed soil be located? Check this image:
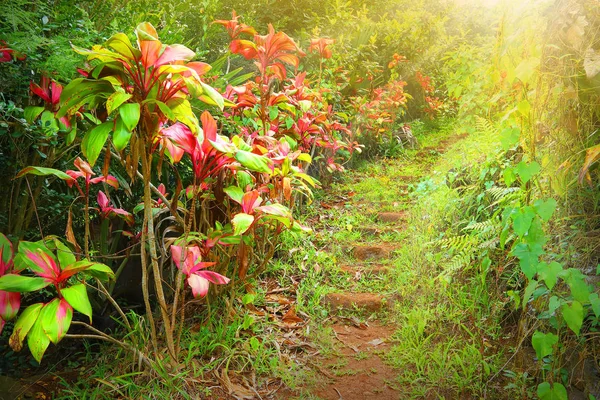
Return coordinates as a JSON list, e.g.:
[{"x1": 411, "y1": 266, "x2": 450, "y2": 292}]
[{"x1": 312, "y1": 322, "x2": 398, "y2": 400}]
